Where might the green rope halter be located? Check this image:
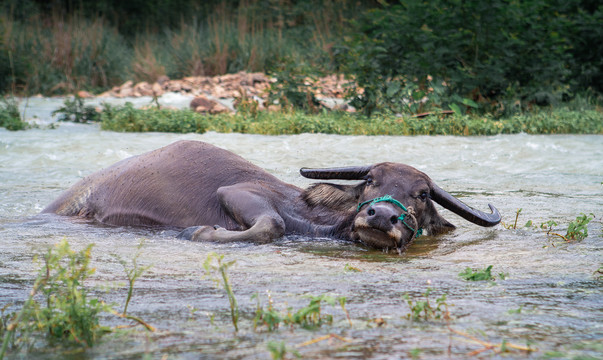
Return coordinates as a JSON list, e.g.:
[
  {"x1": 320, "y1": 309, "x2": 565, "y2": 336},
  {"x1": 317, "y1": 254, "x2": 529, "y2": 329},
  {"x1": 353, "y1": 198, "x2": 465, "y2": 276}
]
[{"x1": 357, "y1": 195, "x2": 423, "y2": 237}]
